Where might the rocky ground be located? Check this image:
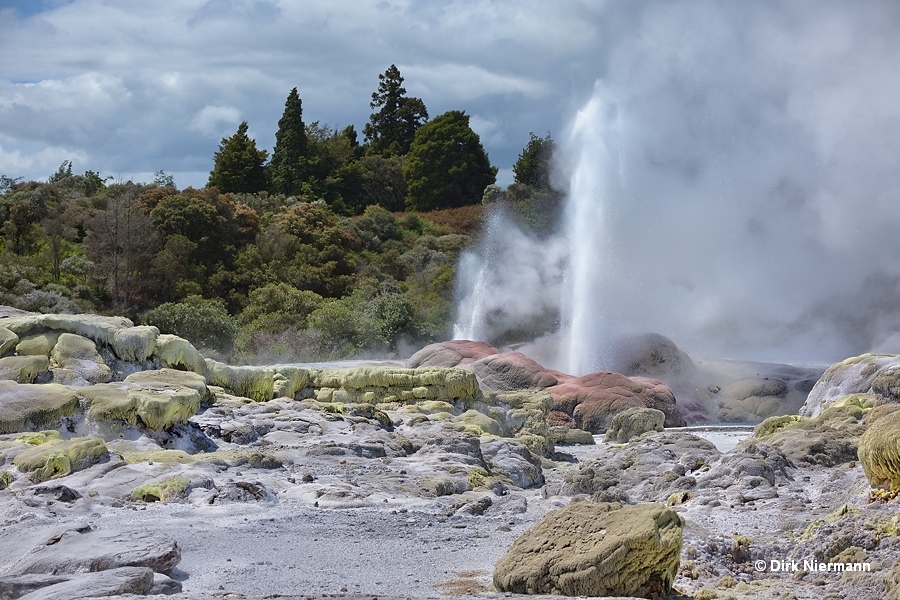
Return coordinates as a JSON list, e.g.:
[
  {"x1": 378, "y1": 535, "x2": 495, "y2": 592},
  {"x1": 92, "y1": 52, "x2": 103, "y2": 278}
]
[{"x1": 2, "y1": 311, "x2": 900, "y2": 600}]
